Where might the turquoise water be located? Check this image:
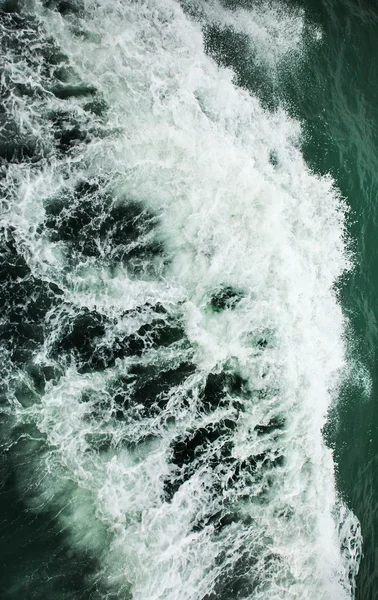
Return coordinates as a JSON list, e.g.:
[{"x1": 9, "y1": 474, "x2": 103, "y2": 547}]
[{"x1": 0, "y1": 1, "x2": 377, "y2": 598}]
